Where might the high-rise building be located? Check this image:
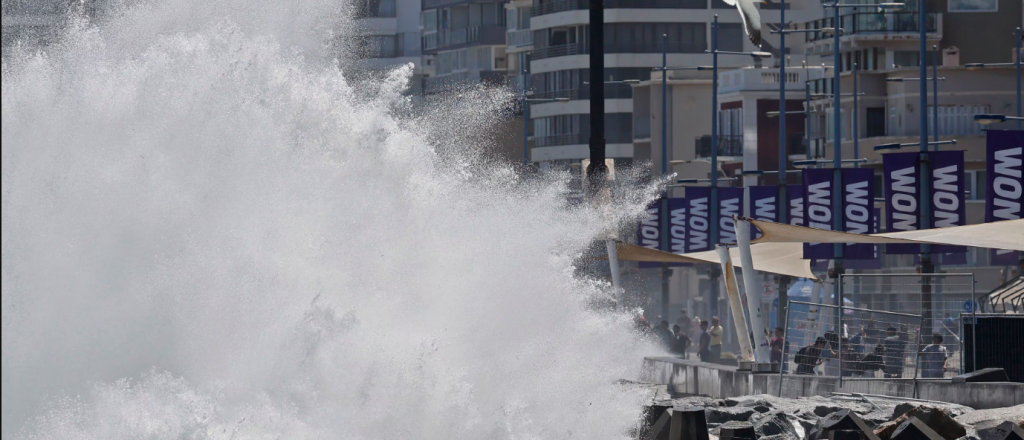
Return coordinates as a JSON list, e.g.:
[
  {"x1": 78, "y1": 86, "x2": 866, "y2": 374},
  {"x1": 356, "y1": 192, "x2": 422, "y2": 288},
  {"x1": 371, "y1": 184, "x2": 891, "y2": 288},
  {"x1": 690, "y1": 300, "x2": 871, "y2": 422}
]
[
  {"x1": 420, "y1": 0, "x2": 510, "y2": 94},
  {"x1": 352, "y1": 0, "x2": 424, "y2": 92}
]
